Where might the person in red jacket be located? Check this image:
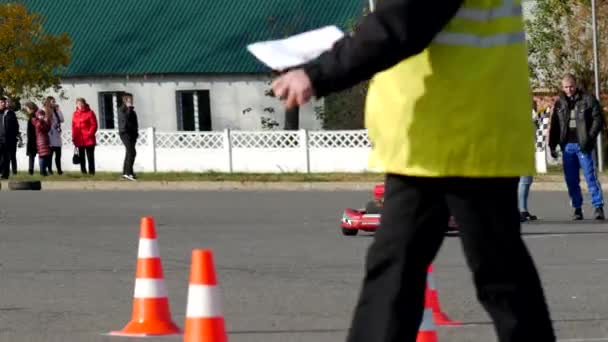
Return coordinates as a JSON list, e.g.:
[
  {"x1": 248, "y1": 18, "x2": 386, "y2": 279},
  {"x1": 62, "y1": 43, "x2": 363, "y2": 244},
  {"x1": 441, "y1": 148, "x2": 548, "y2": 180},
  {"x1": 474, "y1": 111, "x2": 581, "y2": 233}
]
[
  {"x1": 71, "y1": 97, "x2": 98, "y2": 175},
  {"x1": 24, "y1": 102, "x2": 51, "y2": 176}
]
